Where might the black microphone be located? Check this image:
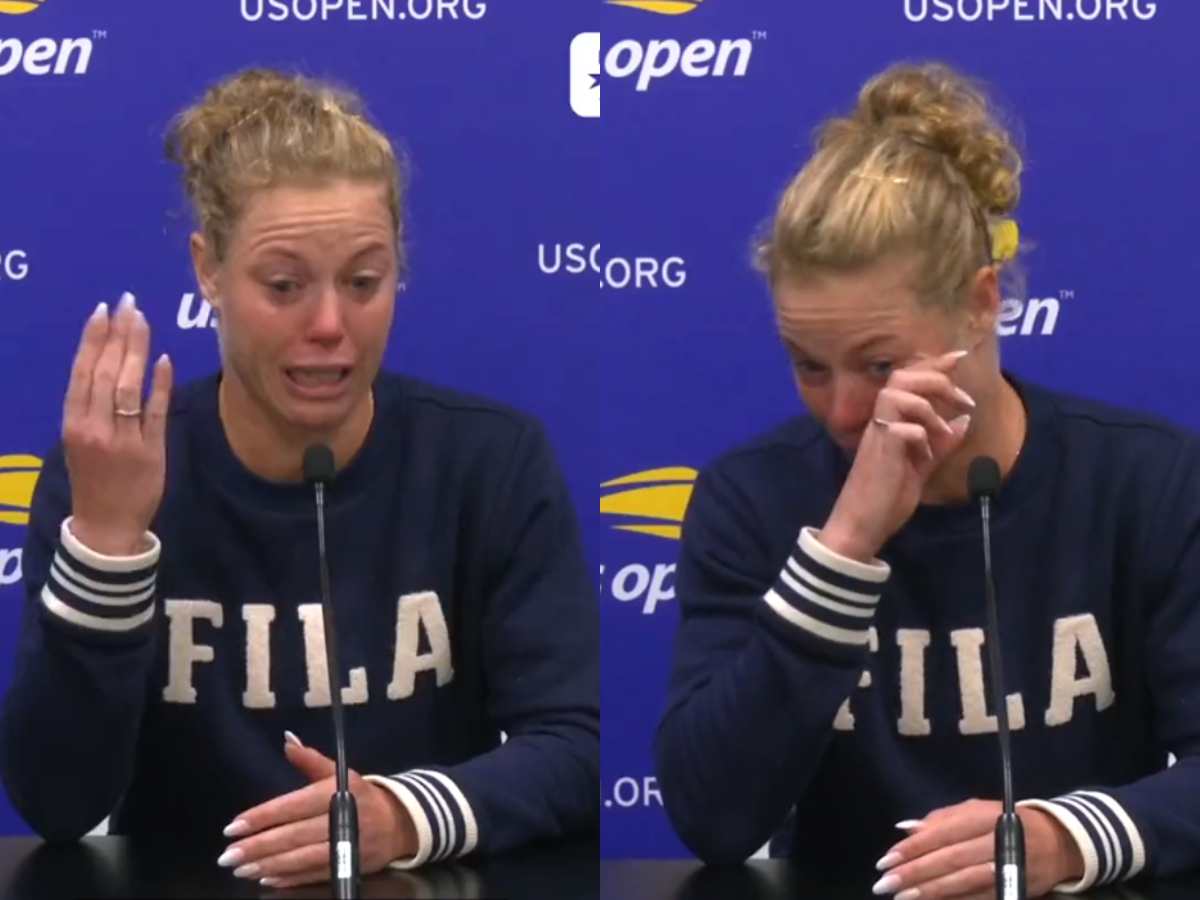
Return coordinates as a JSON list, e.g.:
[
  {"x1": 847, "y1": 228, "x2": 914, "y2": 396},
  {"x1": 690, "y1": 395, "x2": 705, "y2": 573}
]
[
  {"x1": 968, "y1": 456, "x2": 1025, "y2": 900},
  {"x1": 303, "y1": 444, "x2": 360, "y2": 900}
]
